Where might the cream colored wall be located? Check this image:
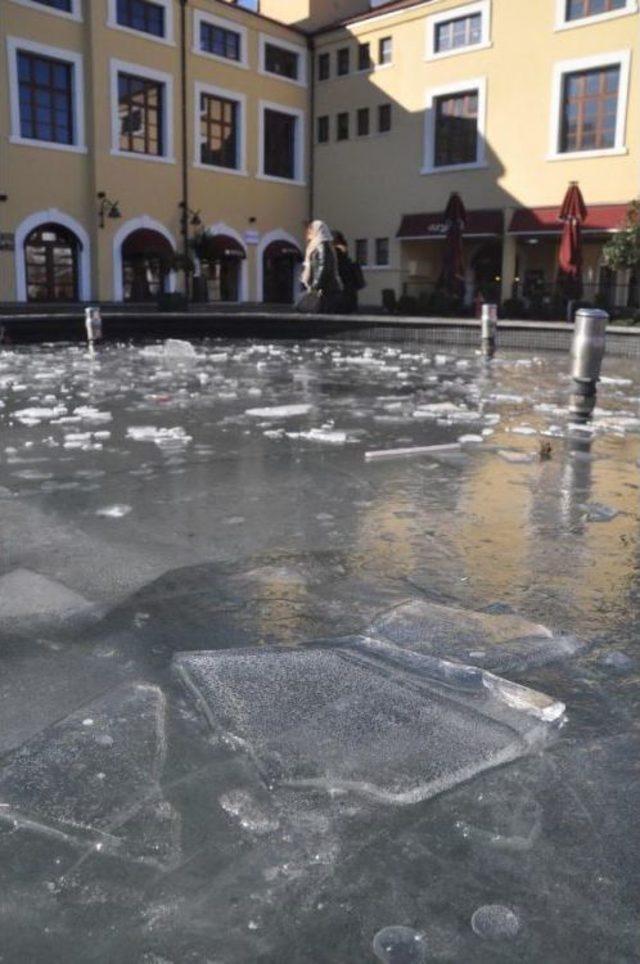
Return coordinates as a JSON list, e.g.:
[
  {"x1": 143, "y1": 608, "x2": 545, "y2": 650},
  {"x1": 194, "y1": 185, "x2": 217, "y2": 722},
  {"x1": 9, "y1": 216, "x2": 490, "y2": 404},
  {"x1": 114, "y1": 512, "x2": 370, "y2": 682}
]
[
  {"x1": 258, "y1": 0, "x2": 369, "y2": 31},
  {"x1": 1, "y1": 0, "x2": 309, "y2": 302},
  {"x1": 312, "y1": 0, "x2": 640, "y2": 305}
]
